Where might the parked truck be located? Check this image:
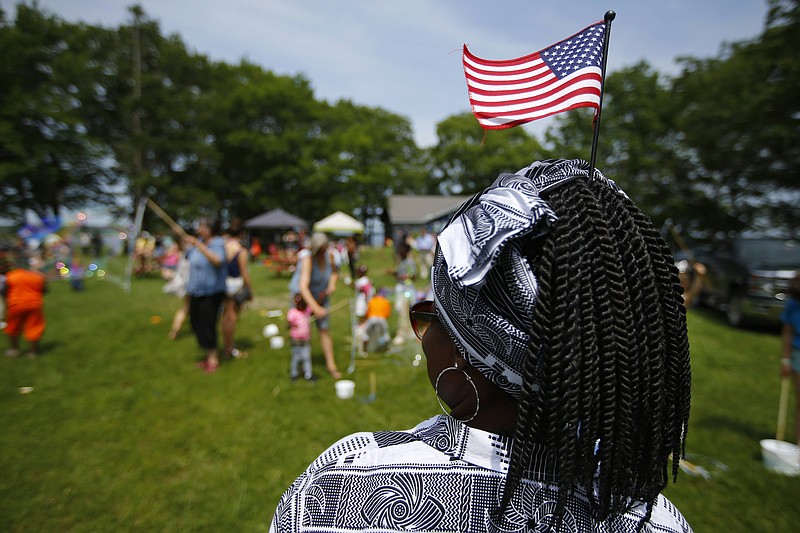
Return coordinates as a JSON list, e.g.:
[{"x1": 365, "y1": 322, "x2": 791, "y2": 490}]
[{"x1": 694, "y1": 235, "x2": 800, "y2": 327}]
